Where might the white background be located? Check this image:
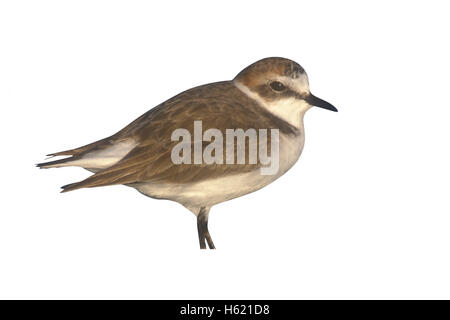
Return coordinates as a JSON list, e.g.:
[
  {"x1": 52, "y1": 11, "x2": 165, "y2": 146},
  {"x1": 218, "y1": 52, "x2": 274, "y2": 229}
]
[{"x1": 1, "y1": 0, "x2": 449, "y2": 299}]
